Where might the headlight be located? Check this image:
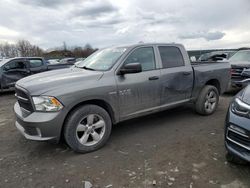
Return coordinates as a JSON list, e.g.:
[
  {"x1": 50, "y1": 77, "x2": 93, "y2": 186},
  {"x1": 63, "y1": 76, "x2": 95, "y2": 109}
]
[
  {"x1": 32, "y1": 96, "x2": 63, "y2": 112},
  {"x1": 231, "y1": 98, "x2": 250, "y2": 117}
]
